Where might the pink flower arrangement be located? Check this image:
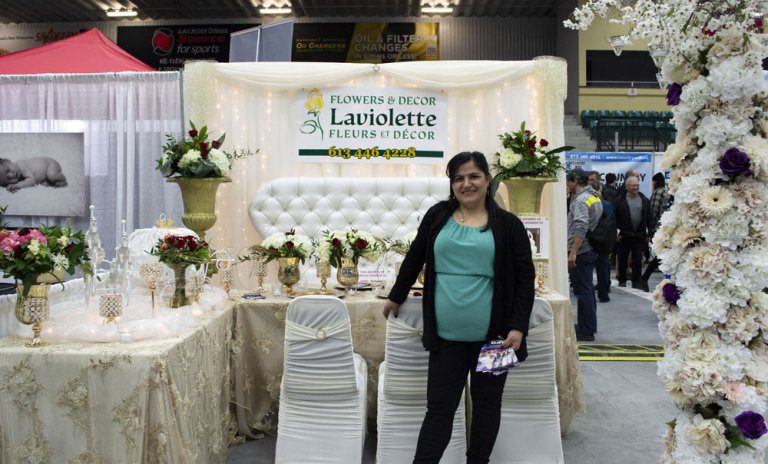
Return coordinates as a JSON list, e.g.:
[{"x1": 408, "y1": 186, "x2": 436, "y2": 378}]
[
  {"x1": 0, "y1": 228, "x2": 47, "y2": 256},
  {"x1": 0, "y1": 224, "x2": 90, "y2": 296}
]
